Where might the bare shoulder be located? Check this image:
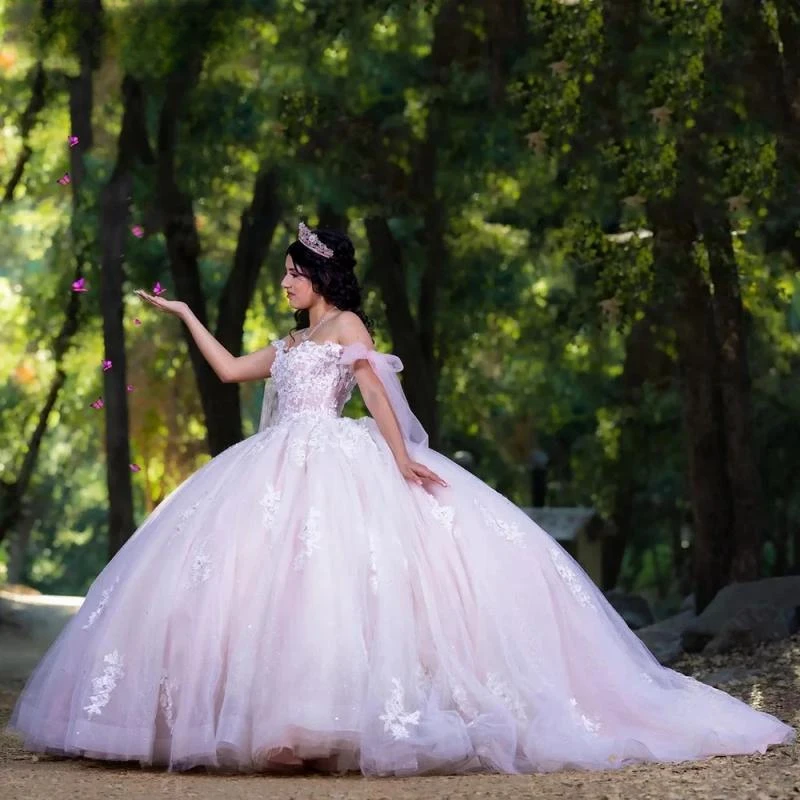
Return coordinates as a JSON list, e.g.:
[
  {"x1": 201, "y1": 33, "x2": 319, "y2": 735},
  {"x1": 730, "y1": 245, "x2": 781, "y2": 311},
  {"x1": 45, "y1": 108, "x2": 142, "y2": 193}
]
[{"x1": 335, "y1": 310, "x2": 373, "y2": 346}]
